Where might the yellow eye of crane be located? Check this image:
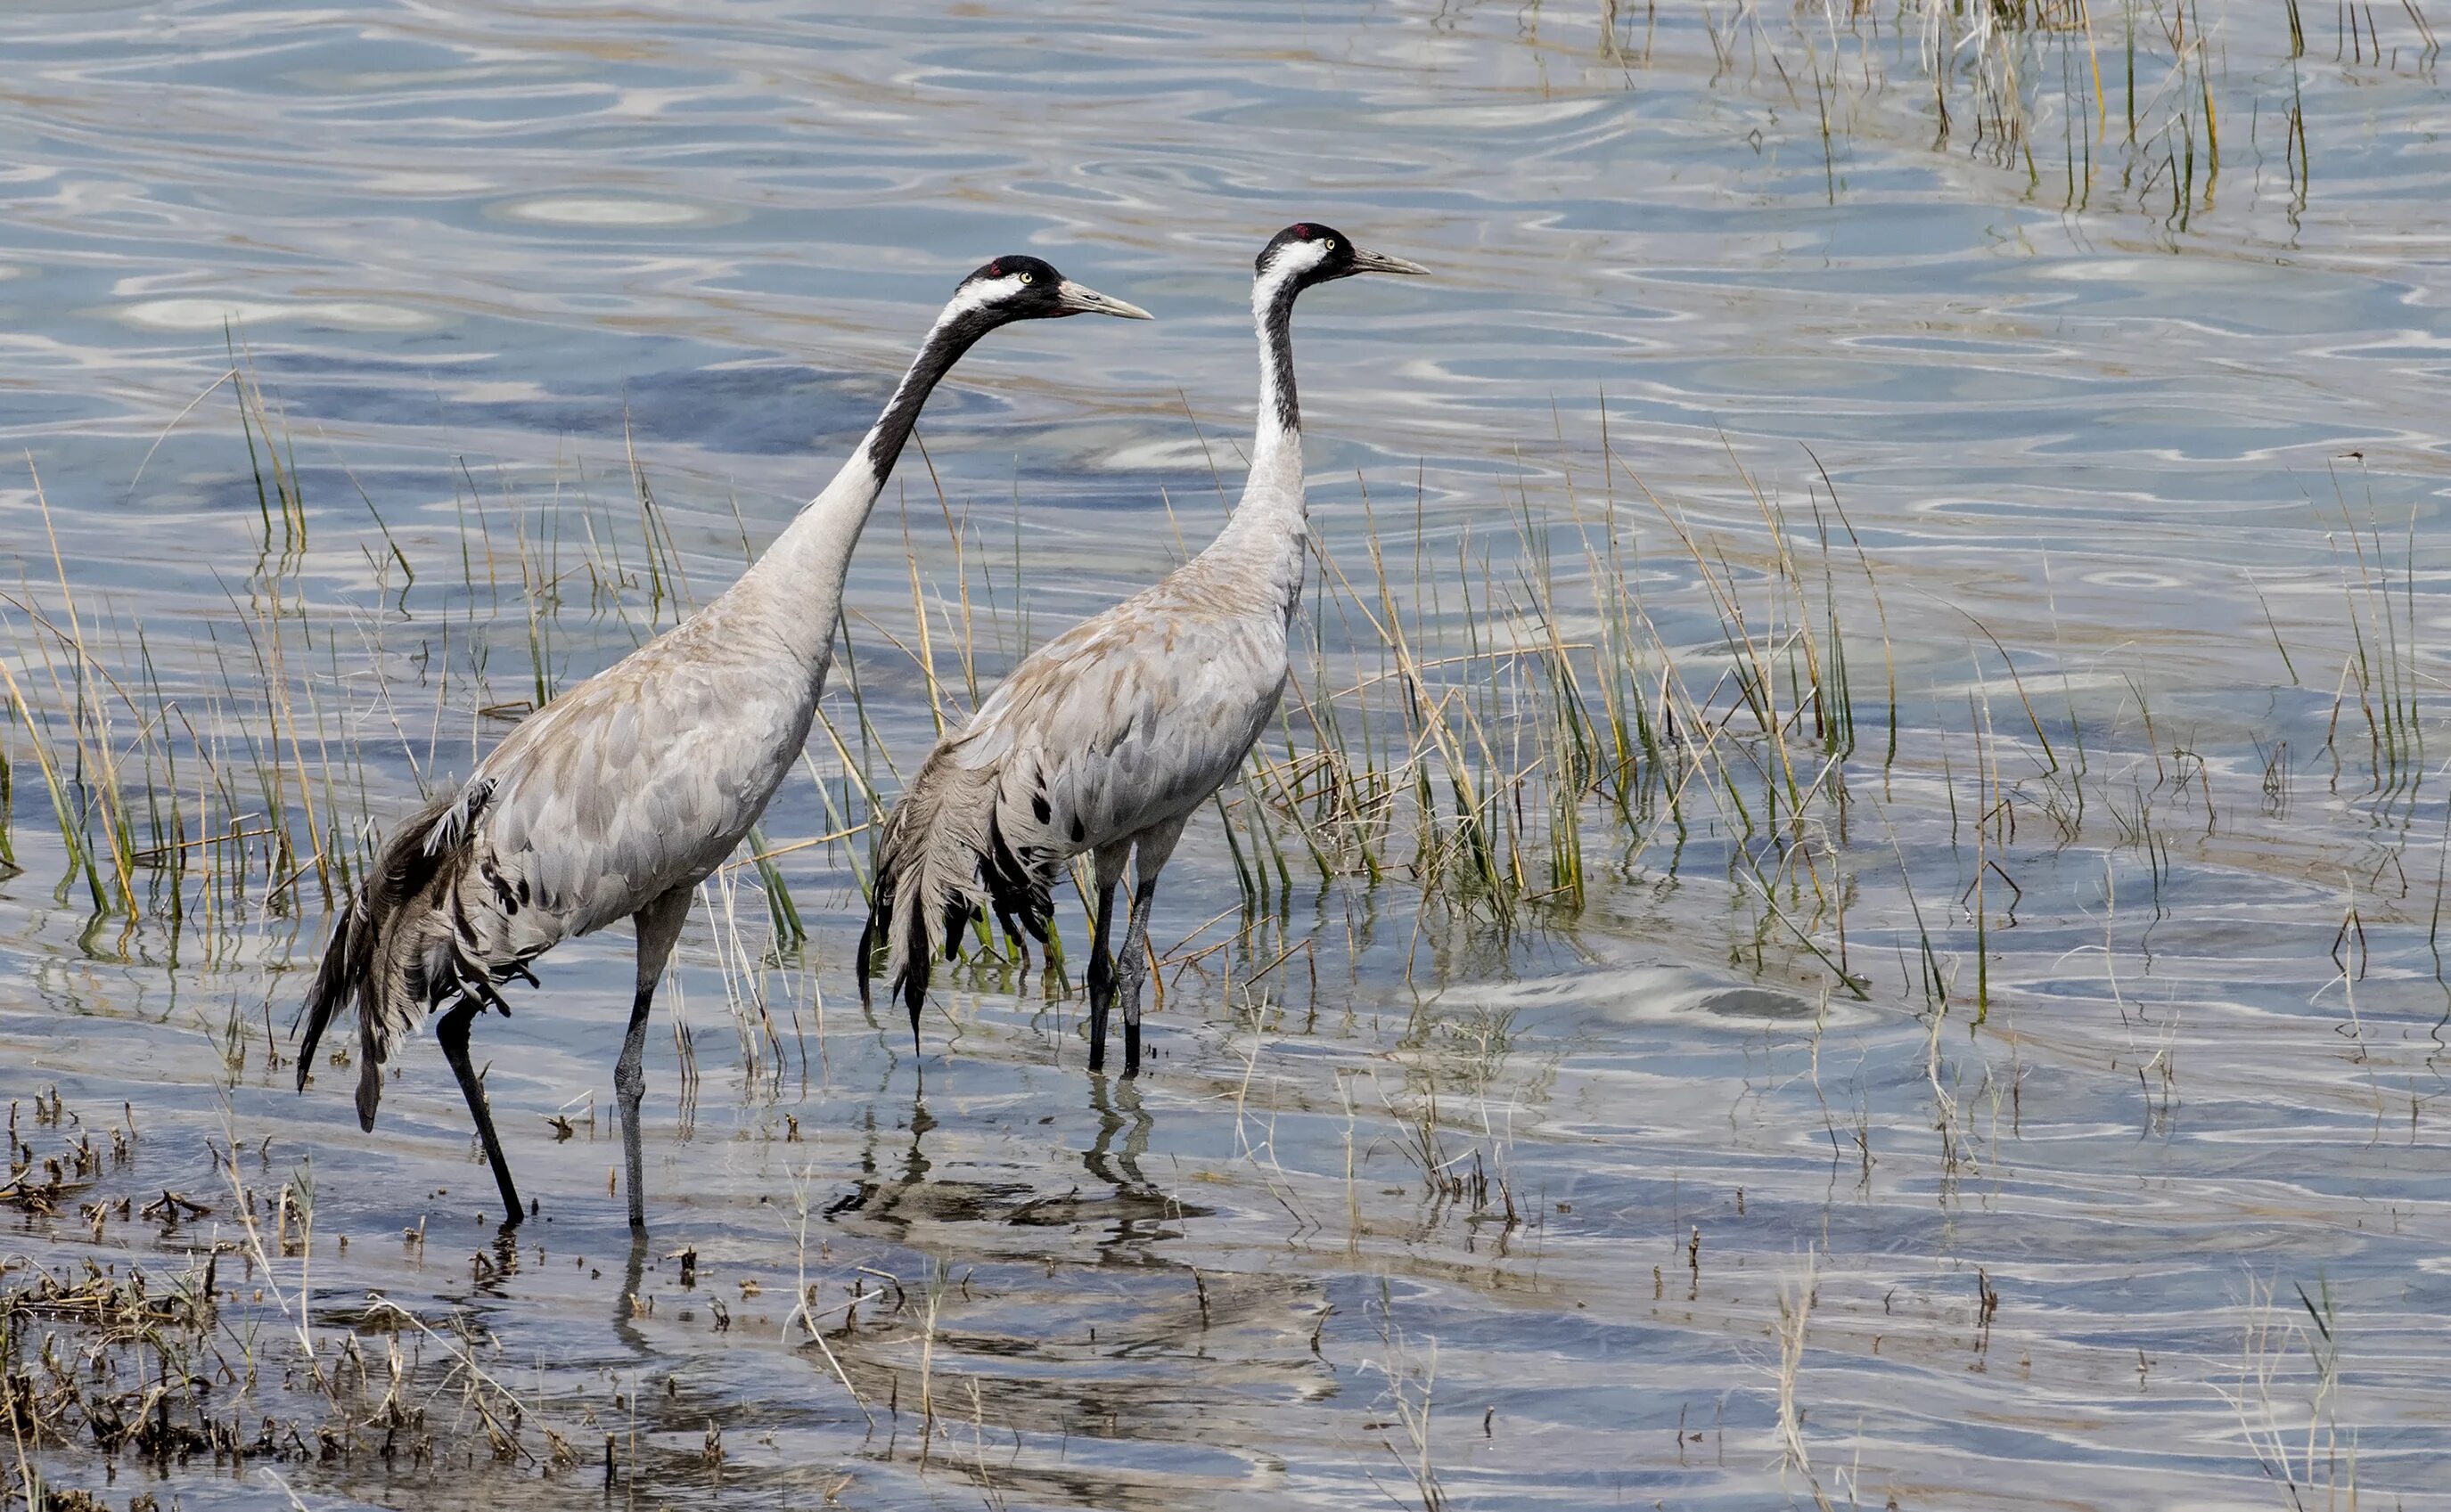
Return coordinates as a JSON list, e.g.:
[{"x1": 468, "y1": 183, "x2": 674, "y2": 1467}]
[
  {"x1": 1017, "y1": 271, "x2": 1035, "y2": 283},
  {"x1": 1323, "y1": 238, "x2": 1337, "y2": 250}
]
